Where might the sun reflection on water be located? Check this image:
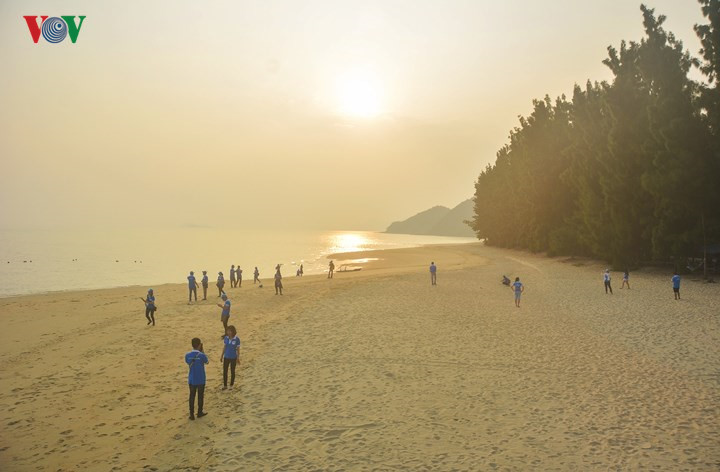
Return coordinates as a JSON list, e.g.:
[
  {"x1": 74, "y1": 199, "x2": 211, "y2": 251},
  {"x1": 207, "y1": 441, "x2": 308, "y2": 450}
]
[{"x1": 328, "y1": 233, "x2": 371, "y2": 254}]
